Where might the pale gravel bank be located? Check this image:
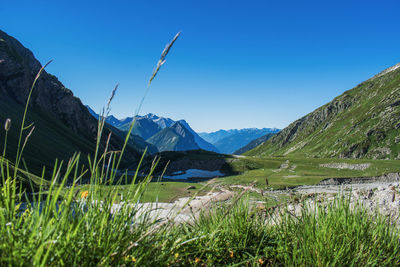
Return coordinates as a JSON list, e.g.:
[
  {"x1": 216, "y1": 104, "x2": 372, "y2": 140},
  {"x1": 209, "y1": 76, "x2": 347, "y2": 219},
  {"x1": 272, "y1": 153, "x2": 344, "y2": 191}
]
[{"x1": 111, "y1": 173, "x2": 400, "y2": 225}]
